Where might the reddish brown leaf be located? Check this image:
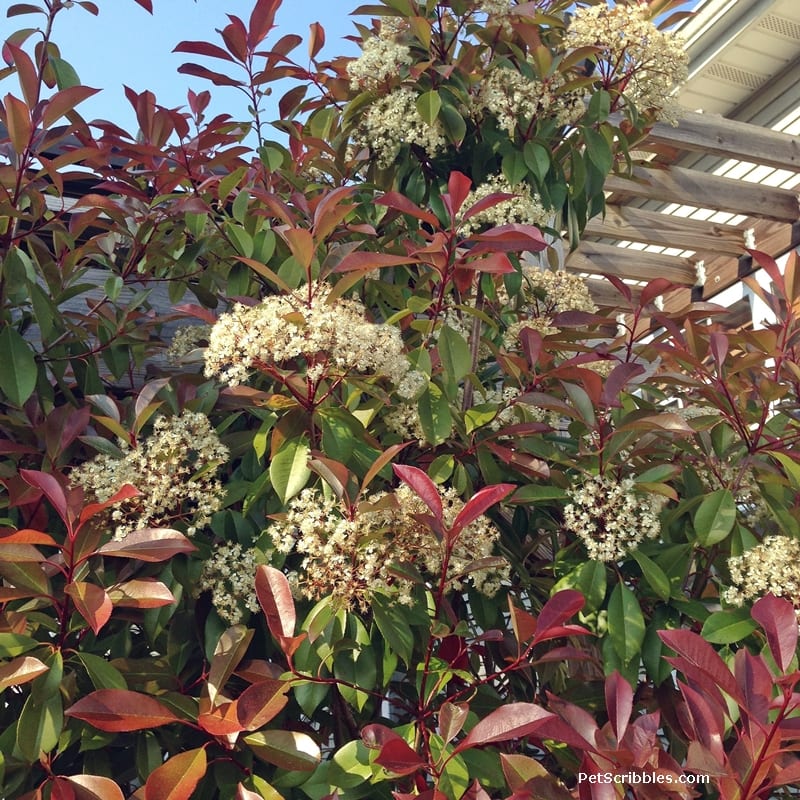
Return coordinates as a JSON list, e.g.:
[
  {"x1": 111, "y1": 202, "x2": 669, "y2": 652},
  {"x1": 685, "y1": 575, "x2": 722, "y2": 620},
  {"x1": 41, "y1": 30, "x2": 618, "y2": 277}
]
[
  {"x1": 533, "y1": 590, "x2": 585, "y2": 646},
  {"x1": 308, "y1": 21, "x2": 325, "y2": 59},
  {"x1": 66, "y1": 689, "x2": 181, "y2": 732},
  {"x1": 0, "y1": 655, "x2": 49, "y2": 692},
  {"x1": 249, "y1": 0, "x2": 280, "y2": 47},
  {"x1": 467, "y1": 224, "x2": 547, "y2": 254},
  {"x1": 78, "y1": 483, "x2": 140, "y2": 527},
  {"x1": 97, "y1": 528, "x2": 196, "y2": 562},
  {"x1": 173, "y1": 40, "x2": 235, "y2": 62},
  {"x1": 107, "y1": 579, "x2": 175, "y2": 609},
  {"x1": 0, "y1": 542, "x2": 46, "y2": 562},
  {"x1": 5, "y1": 43, "x2": 38, "y2": 109},
  {"x1": 198, "y1": 698, "x2": 242, "y2": 736},
  {"x1": 0, "y1": 528, "x2": 56, "y2": 546},
  {"x1": 752, "y1": 593, "x2": 798, "y2": 673},
  {"x1": 65, "y1": 581, "x2": 112, "y2": 635},
  {"x1": 333, "y1": 251, "x2": 416, "y2": 273},
  {"x1": 20, "y1": 469, "x2": 69, "y2": 525},
  {"x1": 393, "y1": 464, "x2": 443, "y2": 524},
  {"x1": 444, "y1": 171, "x2": 472, "y2": 219},
  {"x1": 639, "y1": 277, "x2": 674, "y2": 307},
  {"x1": 453, "y1": 703, "x2": 554, "y2": 753},
  {"x1": 59, "y1": 775, "x2": 125, "y2": 800},
  {"x1": 42, "y1": 85, "x2": 100, "y2": 127},
  {"x1": 144, "y1": 748, "x2": 206, "y2": 800},
  {"x1": 132, "y1": 0, "x2": 153, "y2": 11},
  {"x1": 604, "y1": 670, "x2": 632, "y2": 743},
  {"x1": 177, "y1": 63, "x2": 243, "y2": 87},
  {"x1": 255, "y1": 565, "x2": 296, "y2": 641},
  {"x1": 236, "y1": 678, "x2": 290, "y2": 730}
]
